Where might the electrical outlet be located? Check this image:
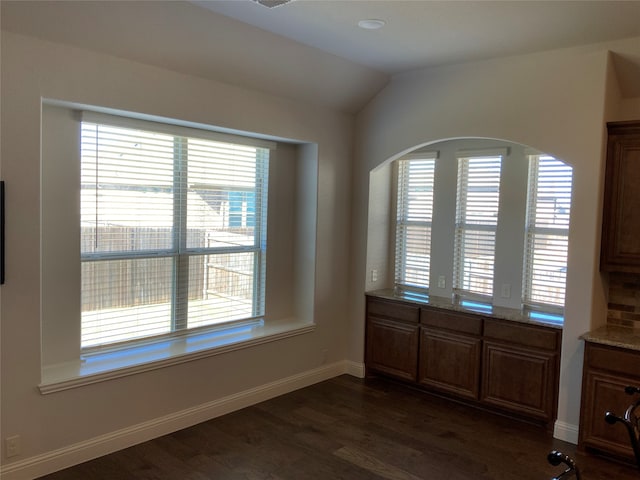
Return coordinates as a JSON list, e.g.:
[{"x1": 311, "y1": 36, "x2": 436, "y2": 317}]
[
  {"x1": 5, "y1": 435, "x2": 21, "y2": 458},
  {"x1": 371, "y1": 269, "x2": 378, "y2": 282},
  {"x1": 437, "y1": 275, "x2": 446, "y2": 289},
  {"x1": 501, "y1": 284, "x2": 511, "y2": 298}
]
